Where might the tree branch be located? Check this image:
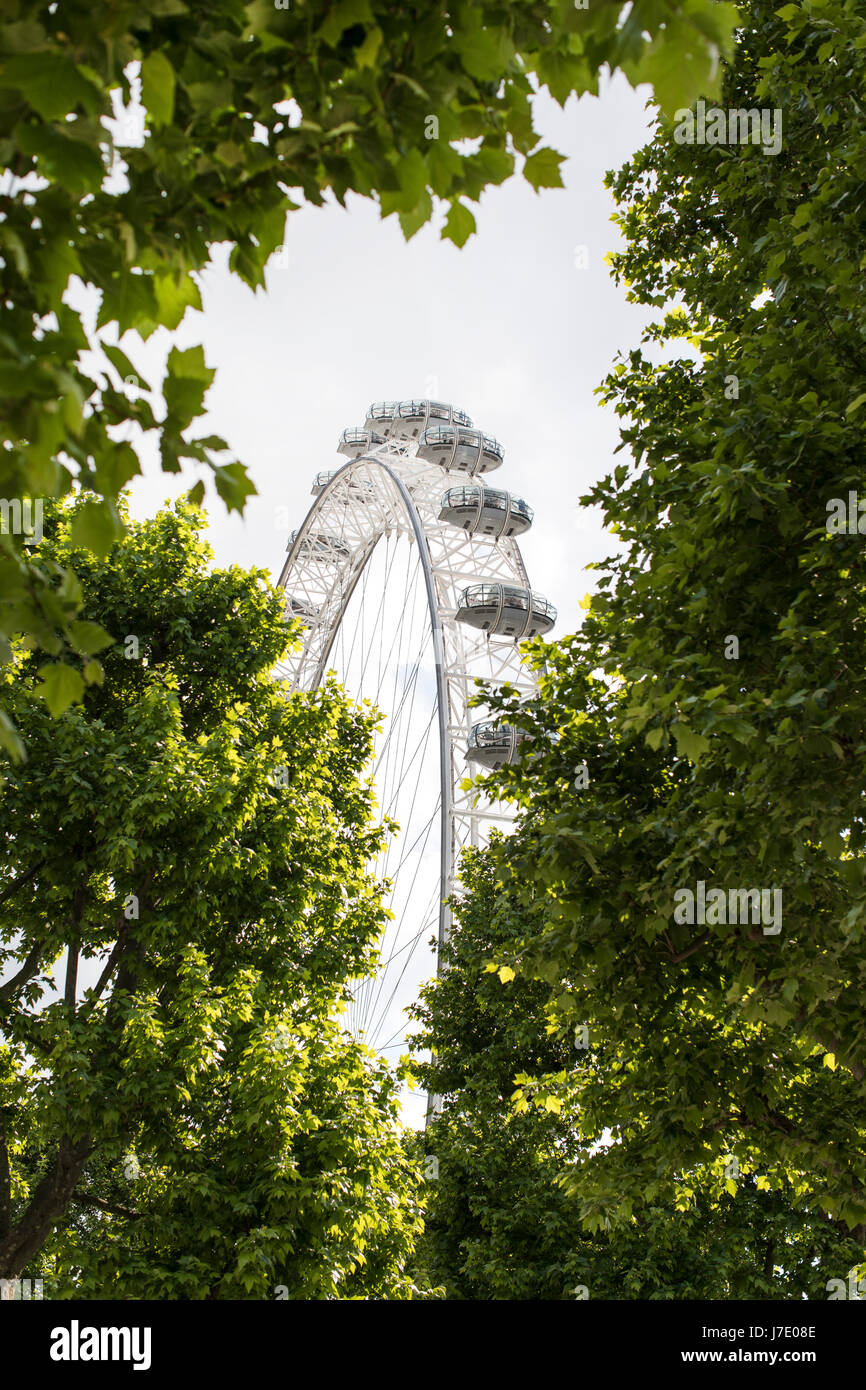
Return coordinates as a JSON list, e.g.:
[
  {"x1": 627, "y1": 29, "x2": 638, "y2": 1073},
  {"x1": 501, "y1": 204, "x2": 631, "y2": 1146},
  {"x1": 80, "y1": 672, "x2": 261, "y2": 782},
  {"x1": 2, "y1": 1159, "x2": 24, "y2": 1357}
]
[
  {"x1": 64, "y1": 945, "x2": 79, "y2": 1014},
  {"x1": 0, "y1": 939, "x2": 45, "y2": 1007},
  {"x1": 70, "y1": 1191, "x2": 141, "y2": 1222},
  {"x1": 0, "y1": 1137, "x2": 93, "y2": 1280},
  {"x1": 0, "y1": 861, "x2": 45, "y2": 908},
  {"x1": 663, "y1": 932, "x2": 711, "y2": 964},
  {"x1": 79, "y1": 921, "x2": 130, "y2": 1020},
  {"x1": 63, "y1": 888, "x2": 86, "y2": 1017},
  {"x1": 0, "y1": 880, "x2": 152, "y2": 1277},
  {"x1": 0, "y1": 1124, "x2": 10, "y2": 1242}
]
